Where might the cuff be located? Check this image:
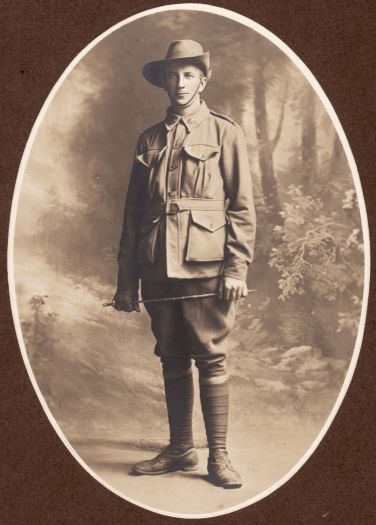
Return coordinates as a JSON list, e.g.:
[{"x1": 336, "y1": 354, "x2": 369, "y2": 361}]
[
  {"x1": 117, "y1": 272, "x2": 139, "y2": 292},
  {"x1": 223, "y1": 258, "x2": 249, "y2": 282}
]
